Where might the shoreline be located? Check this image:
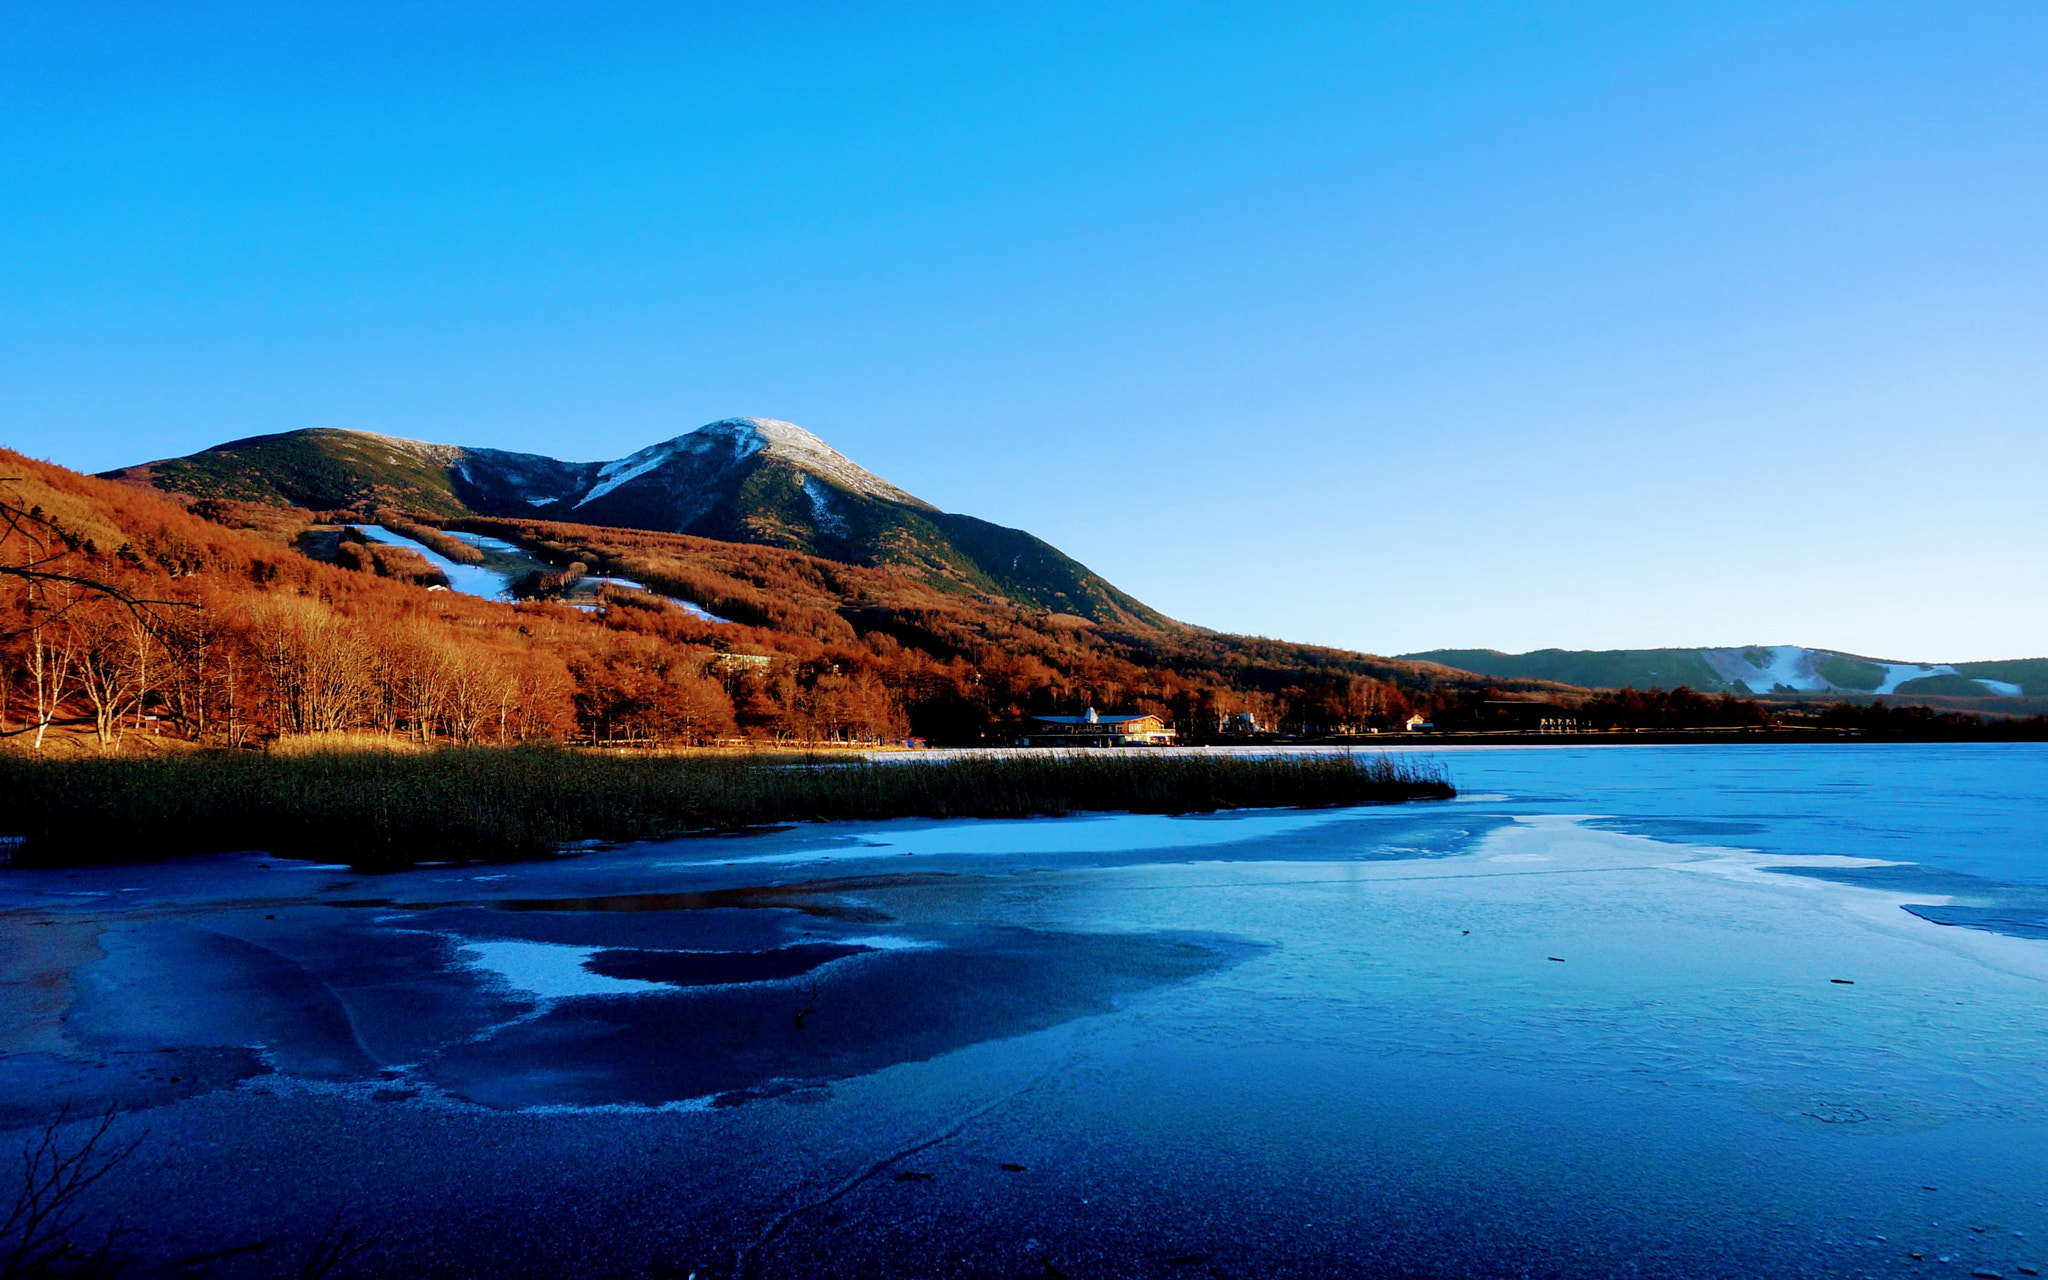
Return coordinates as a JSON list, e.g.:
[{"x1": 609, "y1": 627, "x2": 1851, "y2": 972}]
[{"x1": 884, "y1": 733, "x2": 2048, "y2": 760}]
